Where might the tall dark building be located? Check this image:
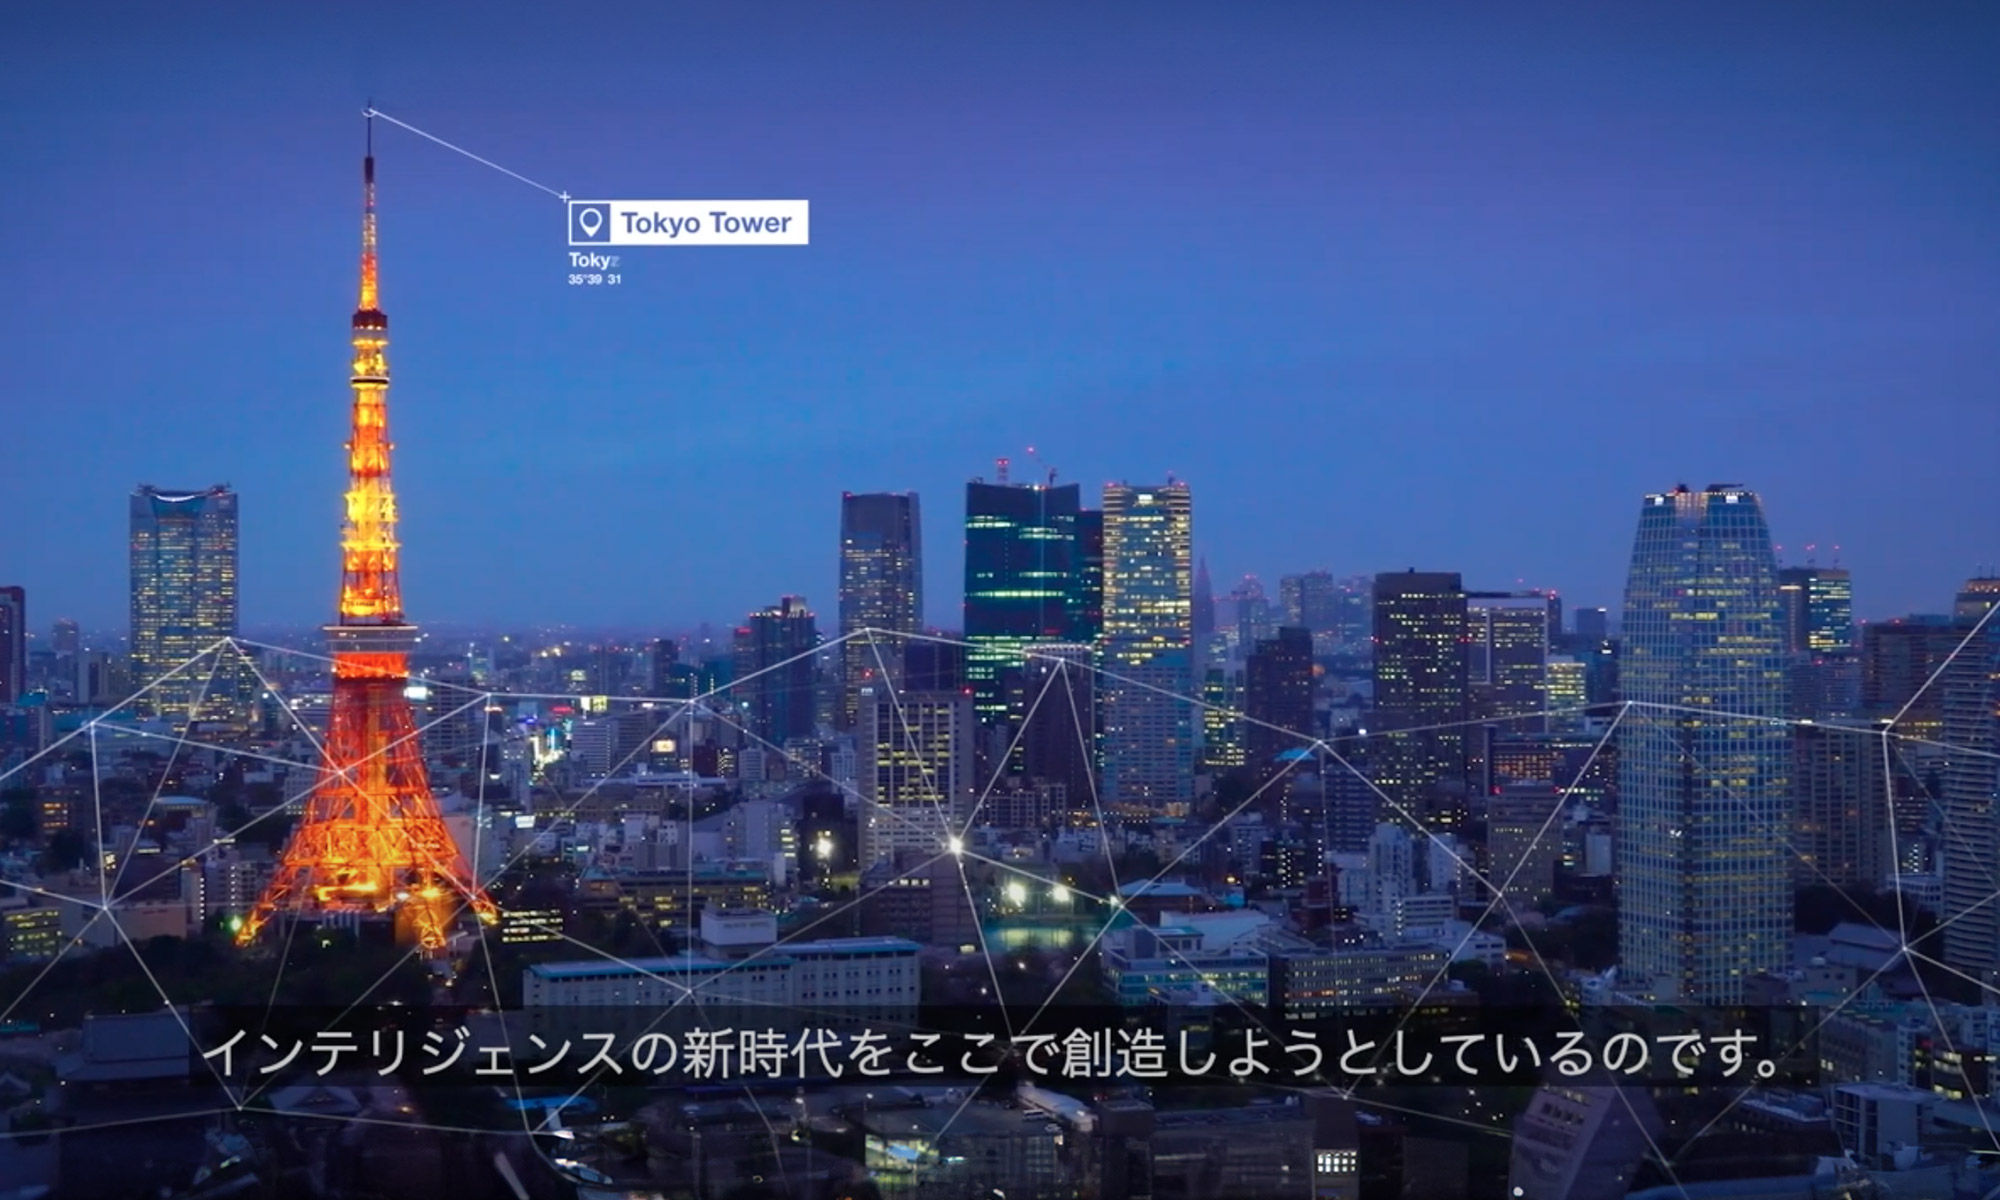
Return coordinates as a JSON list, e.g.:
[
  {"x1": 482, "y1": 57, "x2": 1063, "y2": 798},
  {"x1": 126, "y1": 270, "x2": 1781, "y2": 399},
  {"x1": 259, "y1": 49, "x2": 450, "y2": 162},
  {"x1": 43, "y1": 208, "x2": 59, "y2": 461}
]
[
  {"x1": 1280, "y1": 571, "x2": 1338, "y2": 633},
  {"x1": 902, "y1": 639, "x2": 966, "y2": 692},
  {"x1": 732, "y1": 596, "x2": 819, "y2": 749},
  {"x1": 1193, "y1": 557, "x2": 1217, "y2": 641},
  {"x1": 1791, "y1": 721, "x2": 1891, "y2": 890},
  {"x1": 0, "y1": 587, "x2": 23, "y2": 704},
  {"x1": 1331, "y1": 575, "x2": 1373, "y2": 655},
  {"x1": 1778, "y1": 565, "x2": 1855, "y2": 655},
  {"x1": 962, "y1": 477, "x2": 1079, "y2": 726},
  {"x1": 838, "y1": 492, "x2": 923, "y2": 728},
  {"x1": 649, "y1": 637, "x2": 681, "y2": 697},
  {"x1": 1370, "y1": 571, "x2": 1470, "y2": 832},
  {"x1": 1861, "y1": 614, "x2": 1965, "y2": 736},
  {"x1": 1200, "y1": 666, "x2": 1245, "y2": 771},
  {"x1": 1070, "y1": 507, "x2": 1105, "y2": 645},
  {"x1": 129, "y1": 483, "x2": 240, "y2": 719},
  {"x1": 1232, "y1": 576, "x2": 1275, "y2": 651},
  {"x1": 1018, "y1": 643, "x2": 1097, "y2": 814},
  {"x1": 1573, "y1": 606, "x2": 1610, "y2": 643},
  {"x1": 1246, "y1": 626, "x2": 1315, "y2": 772}
]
